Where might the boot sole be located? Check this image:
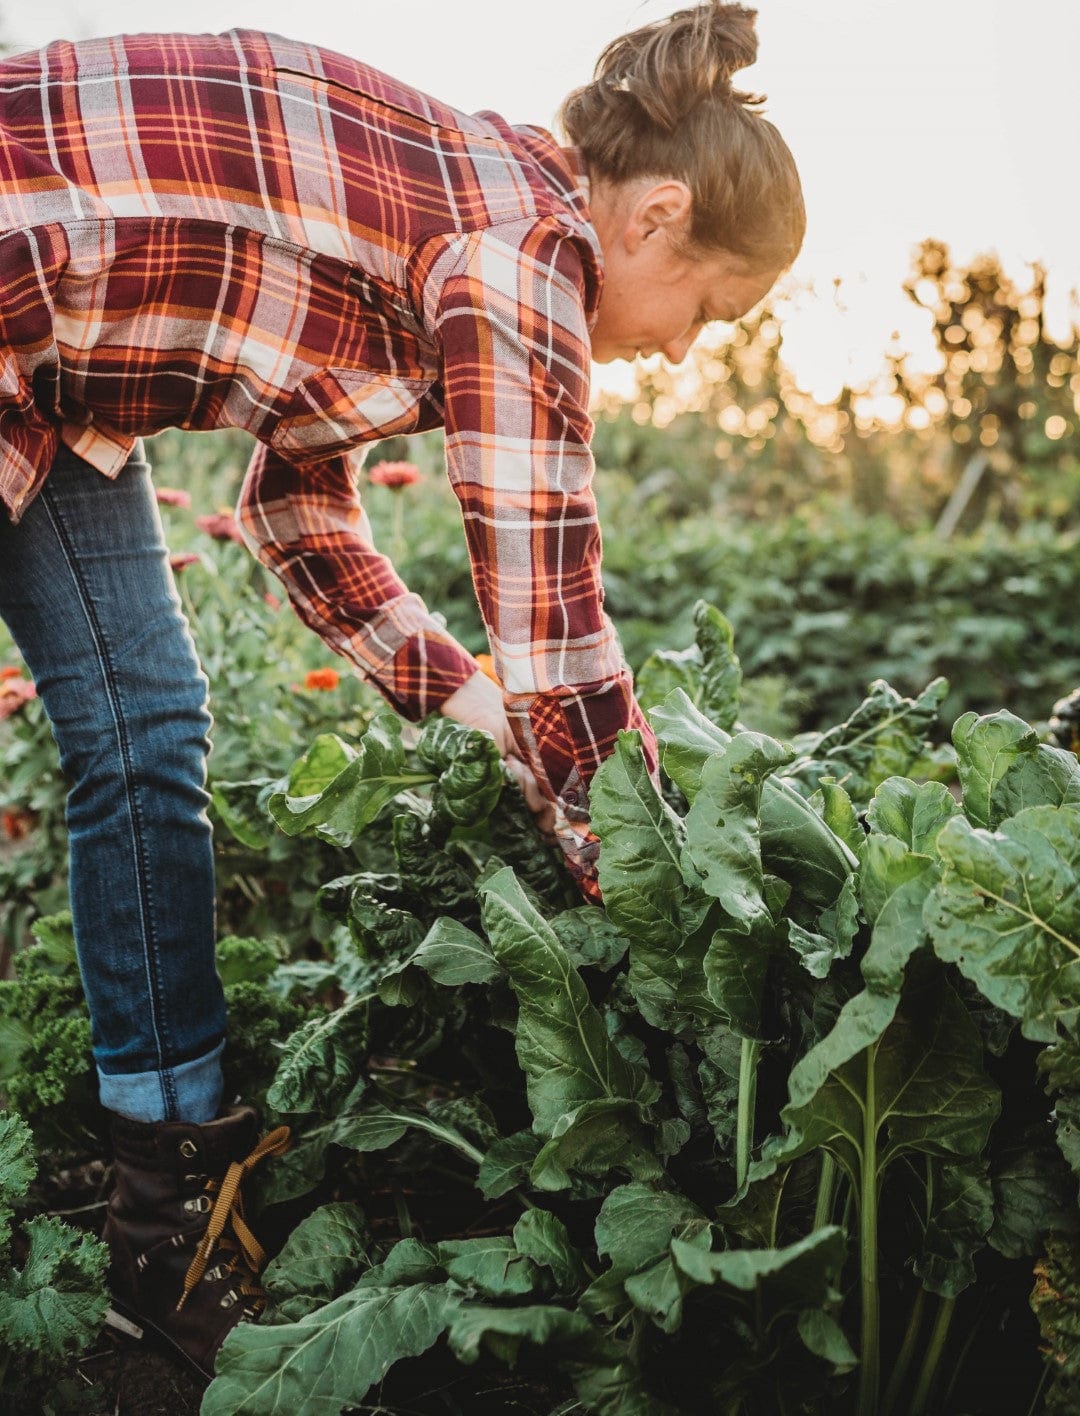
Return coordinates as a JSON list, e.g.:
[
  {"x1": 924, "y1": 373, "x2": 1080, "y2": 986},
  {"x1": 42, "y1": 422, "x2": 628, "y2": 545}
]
[{"x1": 105, "y1": 1301, "x2": 215, "y2": 1385}]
